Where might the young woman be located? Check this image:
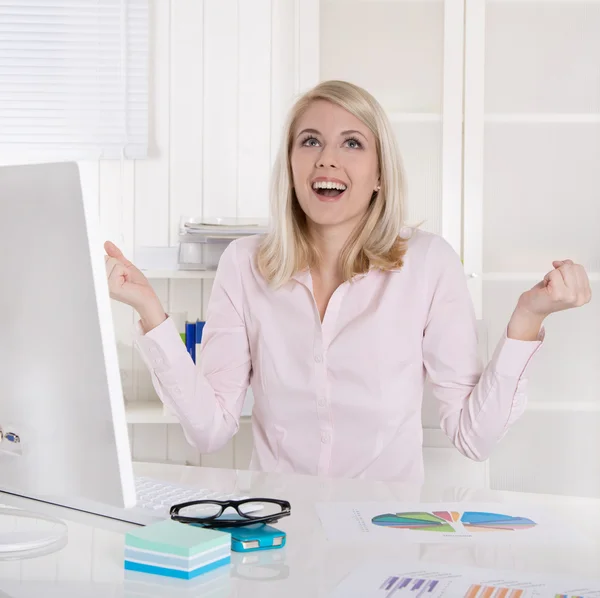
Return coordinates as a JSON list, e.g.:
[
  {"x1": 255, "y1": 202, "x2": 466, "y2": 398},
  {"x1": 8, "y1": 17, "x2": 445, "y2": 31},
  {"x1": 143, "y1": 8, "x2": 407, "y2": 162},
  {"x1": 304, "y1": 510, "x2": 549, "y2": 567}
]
[{"x1": 105, "y1": 81, "x2": 591, "y2": 483}]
